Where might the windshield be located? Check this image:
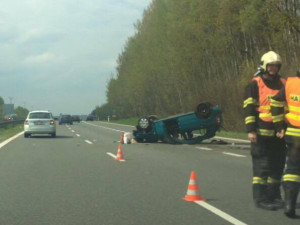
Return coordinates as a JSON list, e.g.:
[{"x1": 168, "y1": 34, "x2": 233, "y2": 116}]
[{"x1": 29, "y1": 113, "x2": 51, "y2": 119}]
